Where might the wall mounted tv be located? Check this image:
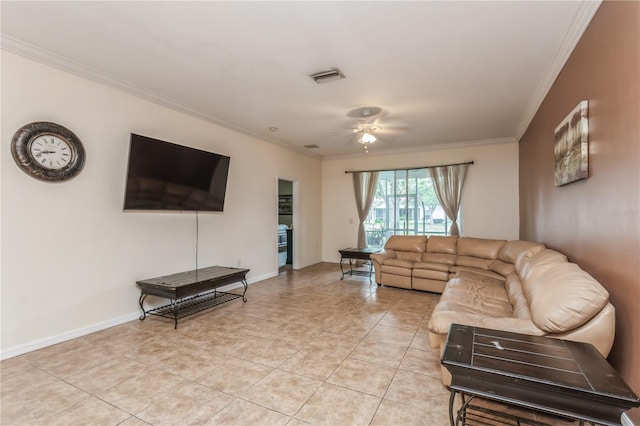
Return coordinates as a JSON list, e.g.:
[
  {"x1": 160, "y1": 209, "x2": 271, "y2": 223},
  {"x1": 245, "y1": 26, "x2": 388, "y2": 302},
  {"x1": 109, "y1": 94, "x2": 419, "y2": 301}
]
[{"x1": 123, "y1": 134, "x2": 230, "y2": 212}]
